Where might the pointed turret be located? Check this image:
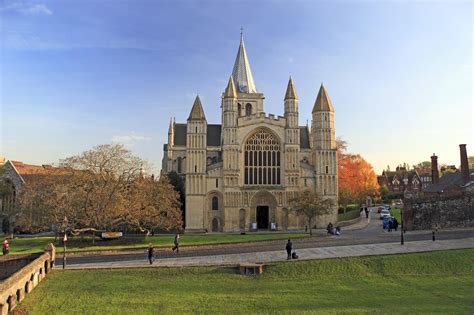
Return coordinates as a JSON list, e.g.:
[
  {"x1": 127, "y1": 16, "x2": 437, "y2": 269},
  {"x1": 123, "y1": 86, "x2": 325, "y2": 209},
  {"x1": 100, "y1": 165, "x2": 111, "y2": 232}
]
[
  {"x1": 231, "y1": 33, "x2": 257, "y2": 93},
  {"x1": 224, "y1": 76, "x2": 237, "y2": 99},
  {"x1": 168, "y1": 117, "x2": 174, "y2": 134},
  {"x1": 284, "y1": 76, "x2": 298, "y2": 100},
  {"x1": 167, "y1": 117, "x2": 174, "y2": 146},
  {"x1": 312, "y1": 84, "x2": 334, "y2": 112},
  {"x1": 188, "y1": 95, "x2": 206, "y2": 120}
]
